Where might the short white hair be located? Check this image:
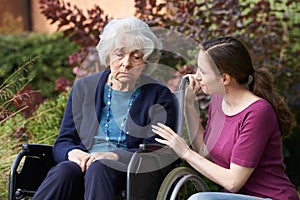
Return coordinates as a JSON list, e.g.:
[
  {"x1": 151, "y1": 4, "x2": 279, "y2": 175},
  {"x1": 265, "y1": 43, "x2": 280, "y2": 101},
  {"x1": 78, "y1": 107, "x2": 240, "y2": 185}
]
[{"x1": 96, "y1": 17, "x2": 162, "y2": 74}]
